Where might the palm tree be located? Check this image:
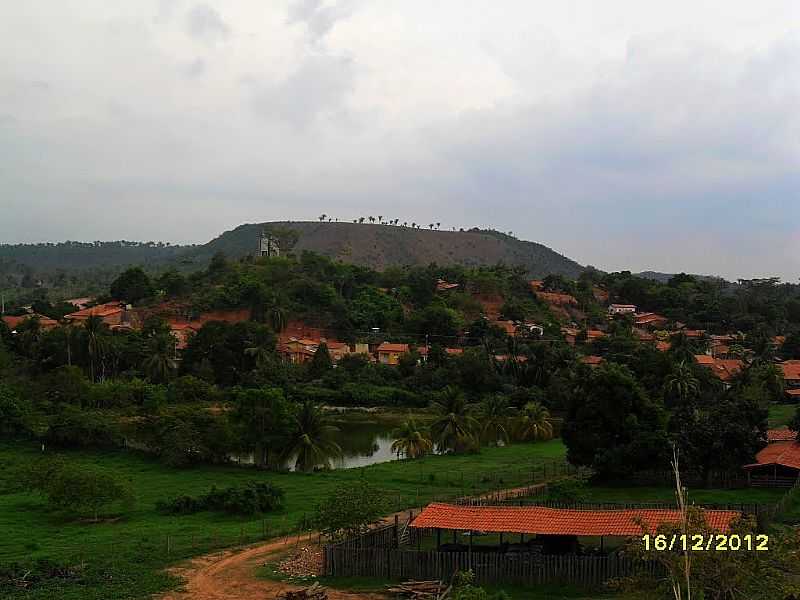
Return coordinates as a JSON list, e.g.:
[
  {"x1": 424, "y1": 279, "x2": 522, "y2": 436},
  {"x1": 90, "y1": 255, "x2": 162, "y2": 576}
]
[
  {"x1": 358, "y1": 217, "x2": 365, "y2": 224},
  {"x1": 143, "y1": 333, "x2": 177, "y2": 383},
  {"x1": 378, "y1": 215, "x2": 383, "y2": 224},
  {"x1": 245, "y1": 341, "x2": 274, "y2": 370},
  {"x1": 436, "y1": 222, "x2": 441, "y2": 229},
  {"x1": 318, "y1": 214, "x2": 326, "y2": 222},
  {"x1": 411, "y1": 222, "x2": 416, "y2": 229},
  {"x1": 268, "y1": 304, "x2": 287, "y2": 333},
  {"x1": 283, "y1": 402, "x2": 342, "y2": 472},
  {"x1": 478, "y1": 395, "x2": 515, "y2": 446},
  {"x1": 429, "y1": 223, "x2": 434, "y2": 230},
  {"x1": 663, "y1": 361, "x2": 700, "y2": 405},
  {"x1": 84, "y1": 315, "x2": 106, "y2": 382},
  {"x1": 368, "y1": 216, "x2": 375, "y2": 223},
  {"x1": 403, "y1": 221, "x2": 408, "y2": 228},
  {"x1": 514, "y1": 402, "x2": 553, "y2": 442},
  {"x1": 390, "y1": 419, "x2": 433, "y2": 459},
  {"x1": 429, "y1": 387, "x2": 479, "y2": 453}
]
